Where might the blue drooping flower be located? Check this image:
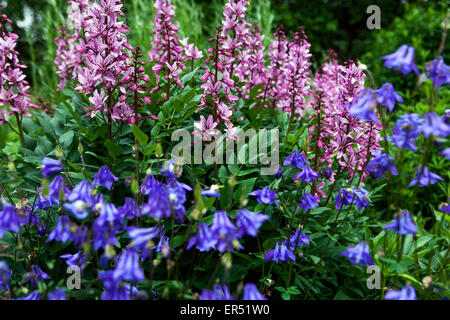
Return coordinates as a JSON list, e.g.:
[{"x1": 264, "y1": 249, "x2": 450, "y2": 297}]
[
  {"x1": 288, "y1": 229, "x2": 310, "y2": 250},
  {"x1": 160, "y1": 160, "x2": 180, "y2": 180},
  {"x1": 118, "y1": 198, "x2": 139, "y2": 219},
  {"x1": 242, "y1": 283, "x2": 267, "y2": 300},
  {"x1": 408, "y1": 165, "x2": 444, "y2": 188},
  {"x1": 440, "y1": 148, "x2": 450, "y2": 161},
  {"x1": 40, "y1": 157, "x2": 63, "y2": 178},
  {"x1": 382, "y1": 45, "x2": 420, "y2": 76},
  {"x1": 66, "y1": 180, "x2": 93, "y2": 205},
  {"x1": 47, "y1": 175, "x2": 67, "y2": 204},
  {"x1": 0, "y1": 200, "x2": 22, "y2": 237},
  {"x1": 17, "y1": 291, "x2": 41, "y2": 300},
  {"x1": 0, "y1": 261, "x2": 12, "y2": 291},
  {"x1": 375, "y1": 82, "x2": 404, "y2": 112},
  {"x1": 354, "y1": 187, "x2": 370, "y2": 211},
  {"x1": 425, "y1": 56, "x2": 450, "y2": 89},
  {"x1": 92, "y1": 166, "x2": 119, "y2": 190},
  {"x1": 384, "y1": 211, "x2": 417, "y2": 235},
  {"x1": 128, "y1": 226, "x2": 162, "y2": 259},
  {"x1": 340, "y1": 242, "x2": 373, "y2": 266},
  {"x1": 439, "y1": 201, "x2": 450, "y2": 214},
  {"x1": 168, "y1": 181, "x2": 190, "y2": 223},
  {"x1": 294, "y1": 166, "x2": 321, "y2": 183},
  {"x1": 384, "y1": 285, "x2": 417, "y2": 300},
  {"x1": 201, "y1": 185, "x2": 221, "y2": 198},
  {"x1": 348, "y1": 88, "x2": 378, "y2": 122},
  {"x1": 155, "y1": 234, "x2": 172, "y2": 257},
  {"x1": 366, "y1": 151, "x2": 399, "y2": 179},
  {"x1": 60, "y1": 251, "x2": 86, "y2": 268},
  {"x1": 335, "y1": 188, "x2": 355, "y2": 210},
  {"x1": 140, "y1": 174, "x2": 161, "y2": 195},
  {"x1": 187, "y1": 223, "x2": 217, "y2": 252},
  {"x1": 64, "y1": 200, "x2": 90, "y2": 220},
  {"x1": 141, "y1": 185, "x2": 171, "y2": 220},
  {"x1": 420, "y1": 112, "x2": 450, "y2": 139},
  {"x1": 93, "y1": 208, "x2": 122, "y2": 251},
  {"x1": 24, "y1": 265, "x2": 51, "y2": 287},
  {"x1": 210, "y1": 210, "x2": 241, "y2": 252},
  {"x1": 284, "y1": 150, "x2": 308, "y2": 169},
  {"x1": 387, "y1": 113, "x2": 424, "y2": 151},
  {"x1": 98, "y1": 271, "x2": 139, "y2": 300},
  {"x1": 200, "y1": 284, "x2": 235, "y2": 300},
  {"x1": 236, "y1": 209, "x2": 269, "y2": 237},
  {"x1": 48, "y1": 289, "x2": 67, "y2": 300},
  {"x1": 249, "y1": 186, "x2": 278, "y2": 206},
  {"x1": 299, "y1": 193, "x2": 319, "y2": 212},
  {"x1": 264, "y1": 241, "x2": 296, "y2": 263},
  {"x1": 274, "y1": 167, "x2": 283, "y2": 179},
  {"x1": 112, "y1": 248, "x2": 145, "y2": 282}
]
